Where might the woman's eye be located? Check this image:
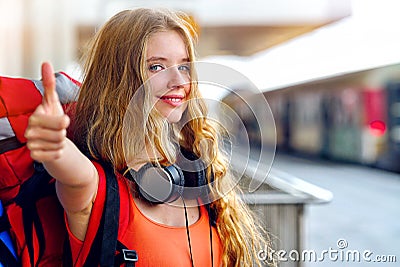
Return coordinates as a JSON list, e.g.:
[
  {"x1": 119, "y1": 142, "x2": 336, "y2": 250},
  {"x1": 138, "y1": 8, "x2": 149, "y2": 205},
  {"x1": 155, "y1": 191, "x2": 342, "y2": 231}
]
[
  {"x1": 178, "y1": 64, "x2": 190, "y2": 72},
  {"x1": 149, "y1": 64, "x2": 164, "y2": 72}
]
